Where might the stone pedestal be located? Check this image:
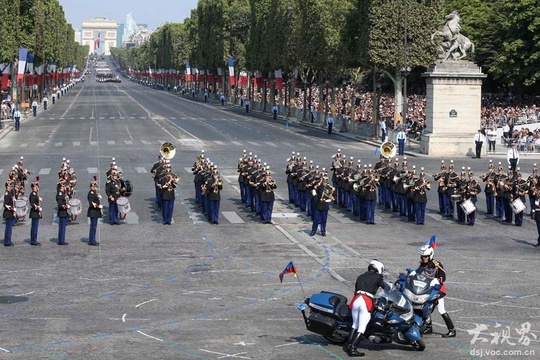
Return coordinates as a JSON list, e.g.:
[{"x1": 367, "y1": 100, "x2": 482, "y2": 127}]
[{"x1": 420, "y1": 60, "x2": 487, "y2": 156}]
